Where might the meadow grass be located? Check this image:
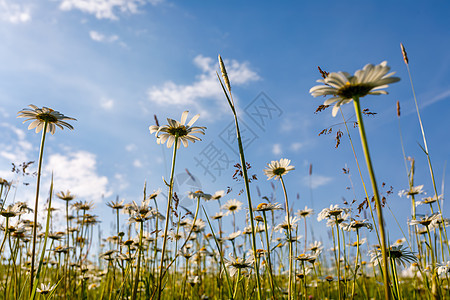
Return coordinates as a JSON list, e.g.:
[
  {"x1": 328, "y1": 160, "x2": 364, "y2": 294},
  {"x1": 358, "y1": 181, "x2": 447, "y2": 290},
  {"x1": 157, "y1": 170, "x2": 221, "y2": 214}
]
[{"x1": 0, "y1": 47, "x2": 449, "y2": 299}]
